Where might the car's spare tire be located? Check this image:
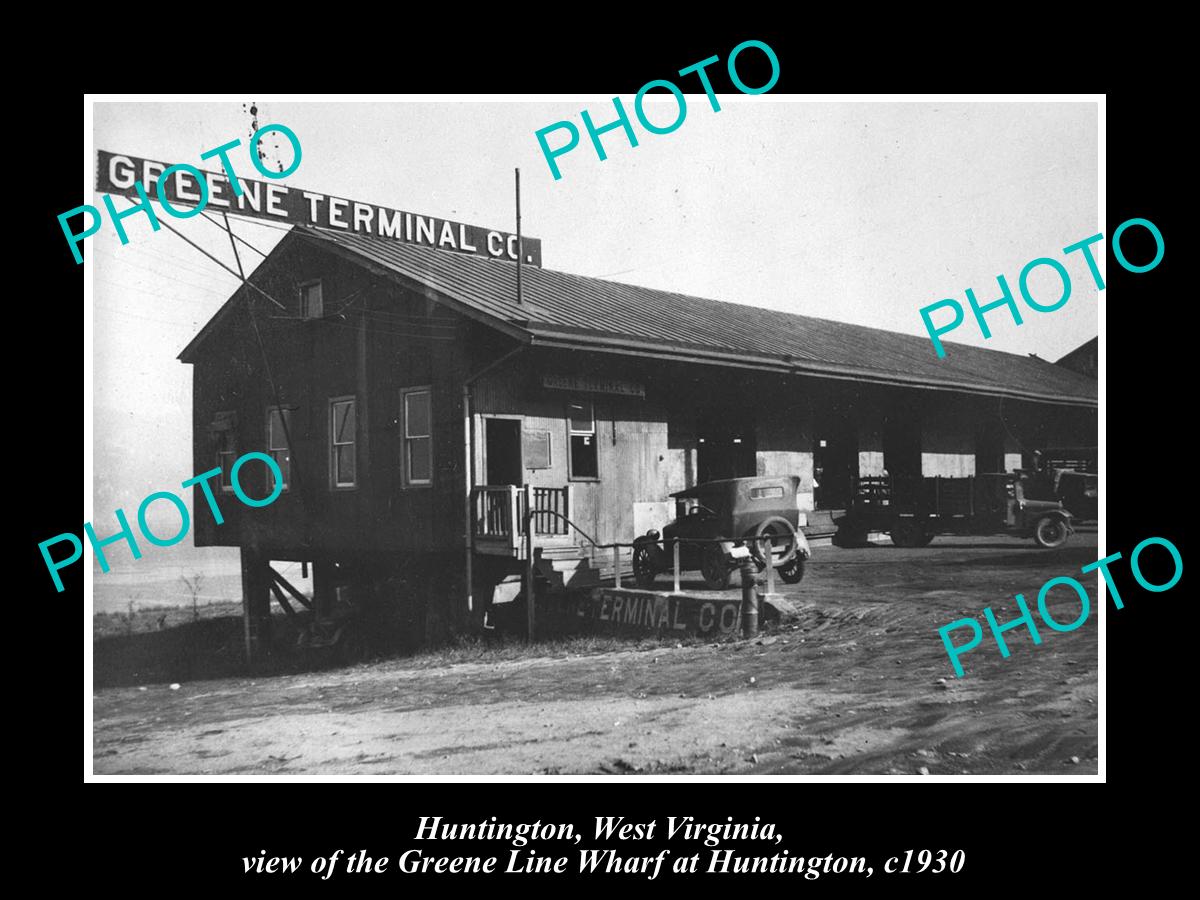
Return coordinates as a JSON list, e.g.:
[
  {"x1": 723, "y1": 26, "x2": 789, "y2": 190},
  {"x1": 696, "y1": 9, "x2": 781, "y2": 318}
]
[{"x1": 750, "y1": 516, "x2": 798, "y2": 568}]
